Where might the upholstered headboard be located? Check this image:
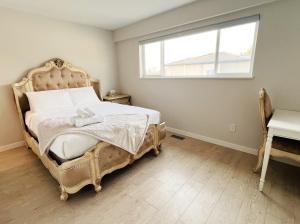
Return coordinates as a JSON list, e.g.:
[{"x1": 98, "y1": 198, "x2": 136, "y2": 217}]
[{"x1": 12, "y1": 58, "x2": 101, "y2": 131}]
